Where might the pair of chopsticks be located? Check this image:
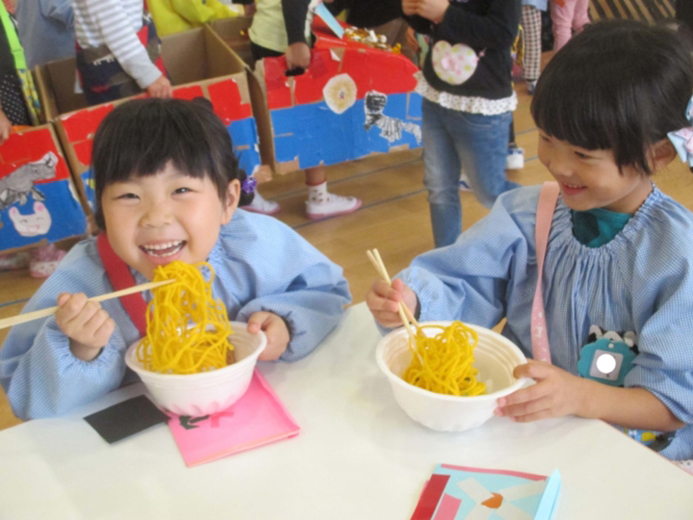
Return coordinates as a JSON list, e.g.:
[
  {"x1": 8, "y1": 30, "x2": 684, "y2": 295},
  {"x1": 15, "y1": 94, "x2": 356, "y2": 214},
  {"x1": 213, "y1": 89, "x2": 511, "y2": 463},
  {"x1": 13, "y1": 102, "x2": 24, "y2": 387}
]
[
  {"x1": 366, "y1": 248, "x2": 424, "y2": 364},
  {"x1": 0, "y1": 279, "x2": 175, "y2": 331}
]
